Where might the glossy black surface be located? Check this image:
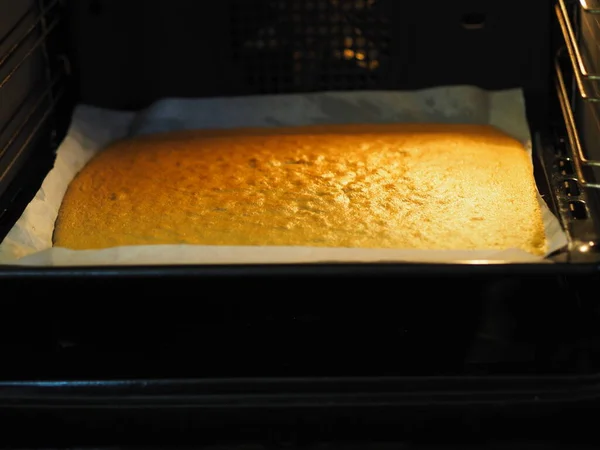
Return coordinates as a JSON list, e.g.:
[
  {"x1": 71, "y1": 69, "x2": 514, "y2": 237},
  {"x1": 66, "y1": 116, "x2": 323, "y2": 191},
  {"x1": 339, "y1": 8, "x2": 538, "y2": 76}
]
[
  {"x1": 135, "y1": 445, "x2": 594, "y2": 448},
  {"x1": 0, "y1": 274, "x2": 598, "y2": 380}
]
